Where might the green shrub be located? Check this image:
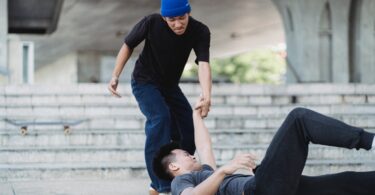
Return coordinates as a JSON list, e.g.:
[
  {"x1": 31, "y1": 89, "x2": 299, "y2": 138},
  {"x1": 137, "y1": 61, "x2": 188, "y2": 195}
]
[{"x1": 183, "y1": 49, "x2": 286, "y2": 84}]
